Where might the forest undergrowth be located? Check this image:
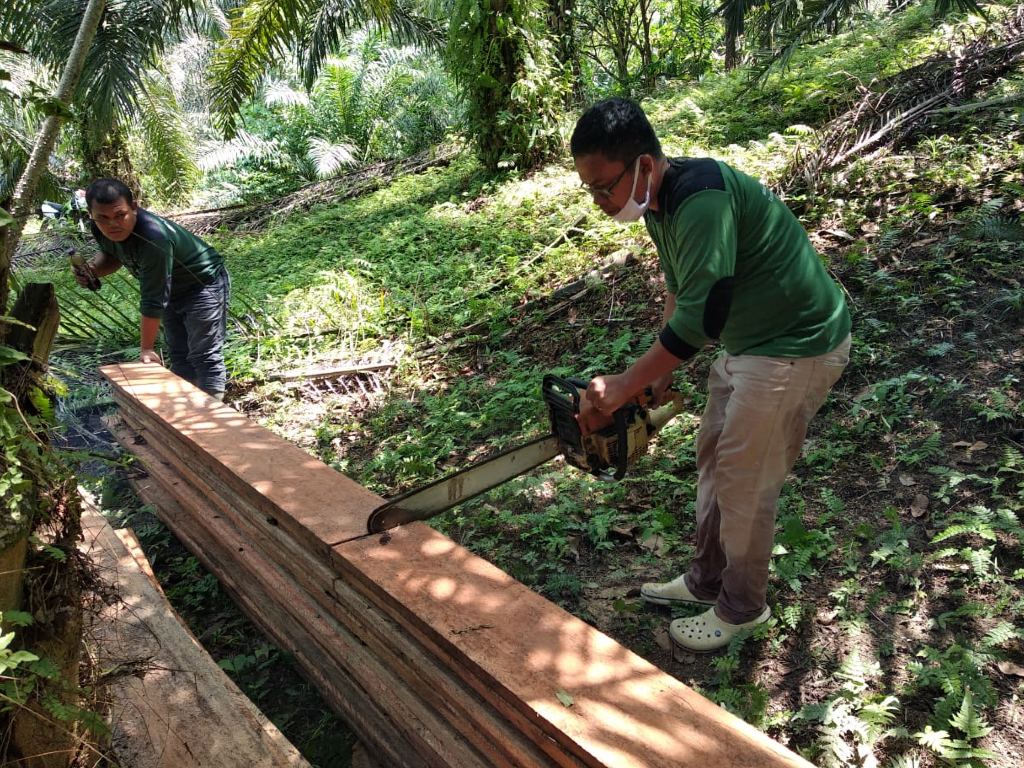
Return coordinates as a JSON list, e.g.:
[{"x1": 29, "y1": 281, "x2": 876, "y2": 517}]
[{"x1": 23, "y1": 5, "x2": 1024, "y2": 766}]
